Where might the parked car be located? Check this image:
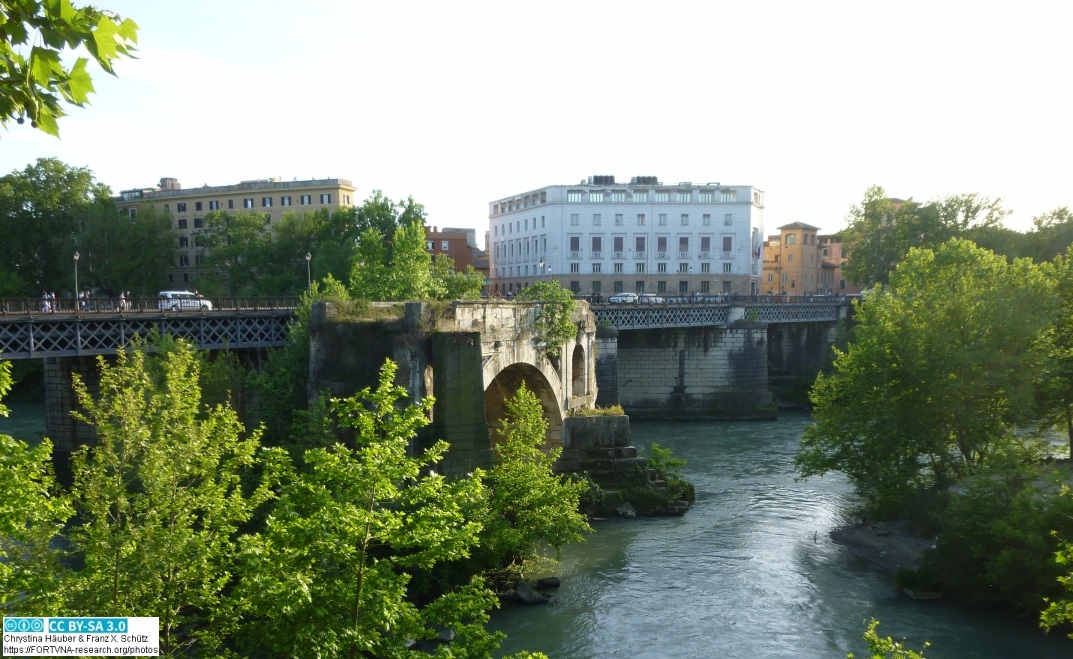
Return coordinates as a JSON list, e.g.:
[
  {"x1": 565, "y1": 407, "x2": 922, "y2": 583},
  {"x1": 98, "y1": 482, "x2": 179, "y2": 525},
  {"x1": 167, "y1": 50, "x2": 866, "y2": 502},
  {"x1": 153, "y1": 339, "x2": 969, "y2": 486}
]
[
  {"x1": 639, "y1": 293, "x2": 665, "y2": 304},
  {"x1": 158, "y1": 290, "x2": 212, "y2": 311},
  {"x1": 608, "y1": 292, "x2": 639, "y2": 304}
]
